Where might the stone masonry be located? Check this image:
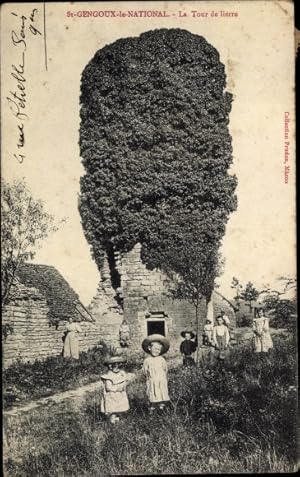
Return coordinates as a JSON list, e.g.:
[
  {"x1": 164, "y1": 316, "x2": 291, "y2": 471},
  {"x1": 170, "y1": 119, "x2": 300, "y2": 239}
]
[
  {"x1": 89, "y1": 243, "x2": 236, "y2": 354},
  {"x1": 2, "y1": 289, "x2": 104, "y2": 368},
  {"x1": 2, "y1": 272, "x2": 104, "y2": 369}
]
